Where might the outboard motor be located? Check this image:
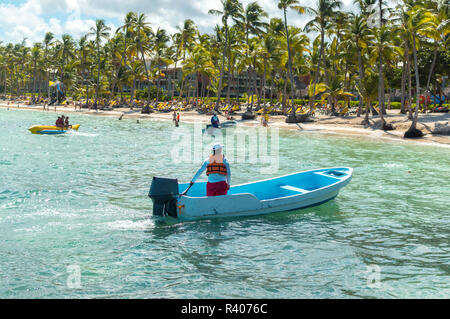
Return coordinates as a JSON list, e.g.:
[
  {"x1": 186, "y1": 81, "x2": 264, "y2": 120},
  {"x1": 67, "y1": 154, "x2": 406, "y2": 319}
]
[{"x1": 148, "y1": 176, "x2": 179, "y2": 217}]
